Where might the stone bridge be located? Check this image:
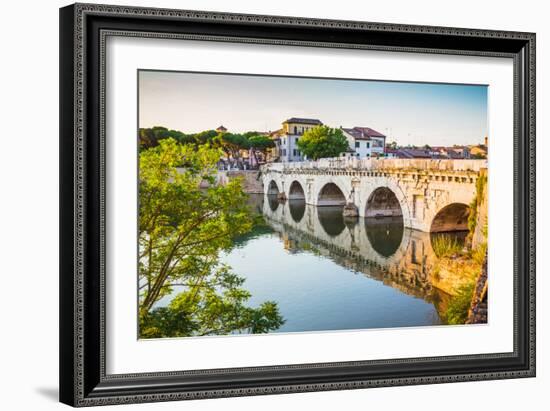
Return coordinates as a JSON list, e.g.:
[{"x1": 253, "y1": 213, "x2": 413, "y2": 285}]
[{"x1": 260, "y1": 158, "x2": 487, "y2": 232}]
